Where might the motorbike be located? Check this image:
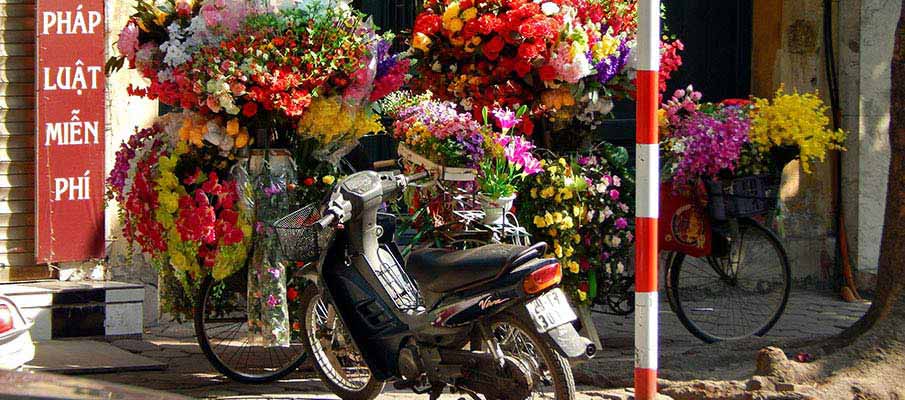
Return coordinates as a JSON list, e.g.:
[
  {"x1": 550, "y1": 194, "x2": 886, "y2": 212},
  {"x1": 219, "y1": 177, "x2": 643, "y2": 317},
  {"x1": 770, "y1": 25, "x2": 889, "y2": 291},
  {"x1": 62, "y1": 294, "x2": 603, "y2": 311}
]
[{"x1": 289, "y1": 169, "x2": 595, "y2": 400}]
